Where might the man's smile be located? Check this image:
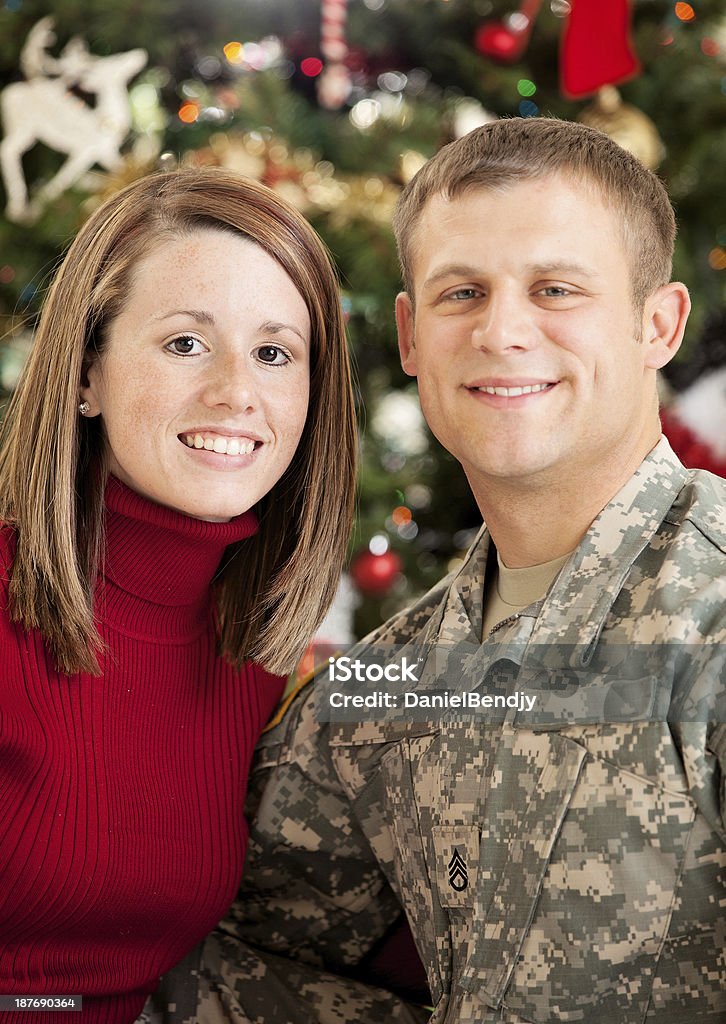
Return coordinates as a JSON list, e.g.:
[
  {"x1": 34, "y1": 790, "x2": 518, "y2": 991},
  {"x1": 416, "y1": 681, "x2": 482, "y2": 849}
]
[{"x1": 466, "y1": 380, "x2": 558, "y2": 397}]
